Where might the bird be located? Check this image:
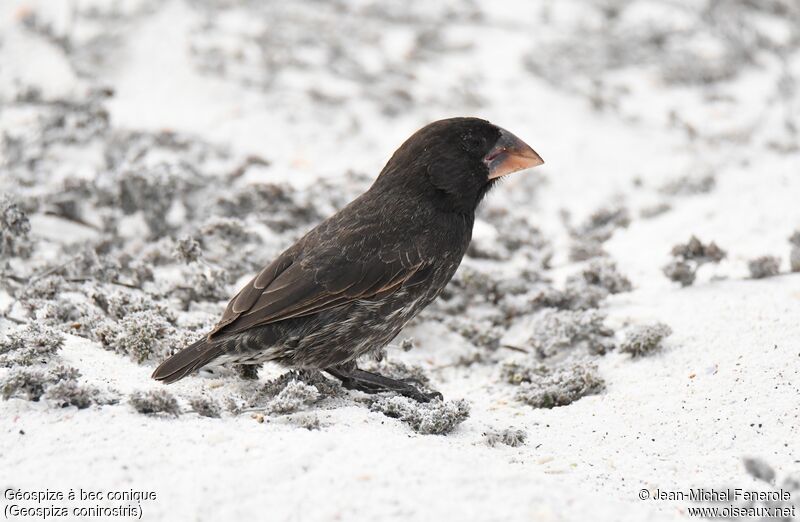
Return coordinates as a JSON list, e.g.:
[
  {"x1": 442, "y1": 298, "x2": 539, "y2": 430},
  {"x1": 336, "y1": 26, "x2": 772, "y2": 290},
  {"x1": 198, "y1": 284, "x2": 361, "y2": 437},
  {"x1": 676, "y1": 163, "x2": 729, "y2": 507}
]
[{"x1": 152, "y1": 117, "x2": 543, "y2": 401}]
